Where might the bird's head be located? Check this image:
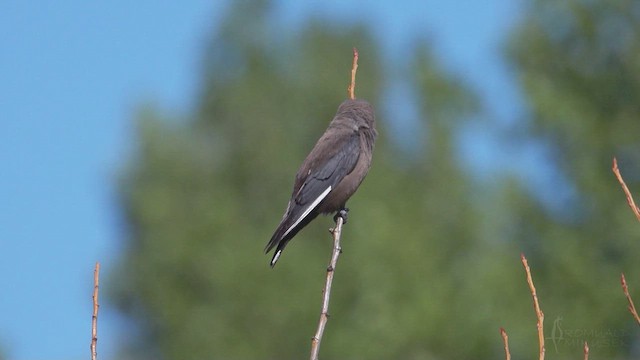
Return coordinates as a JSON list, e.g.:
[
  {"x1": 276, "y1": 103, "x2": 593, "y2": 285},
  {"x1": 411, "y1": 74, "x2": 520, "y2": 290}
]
[{"x1": 335, "y1": 99, "x2": 376, "y2": 130}]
